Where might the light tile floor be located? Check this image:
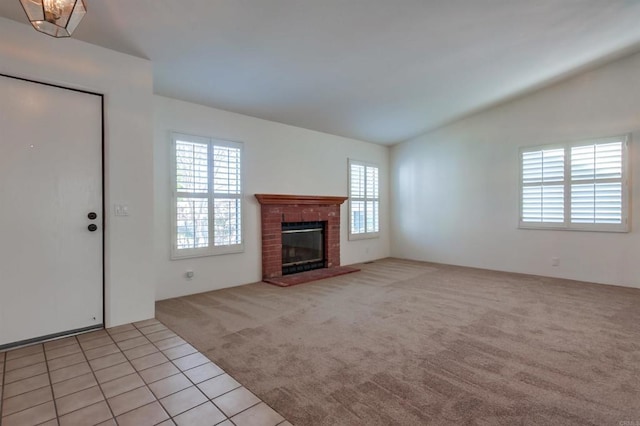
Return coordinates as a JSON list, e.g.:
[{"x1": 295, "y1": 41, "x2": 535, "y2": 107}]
[{"x1": 0, "y1": 319, "x2": 292, "y2": 426}]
